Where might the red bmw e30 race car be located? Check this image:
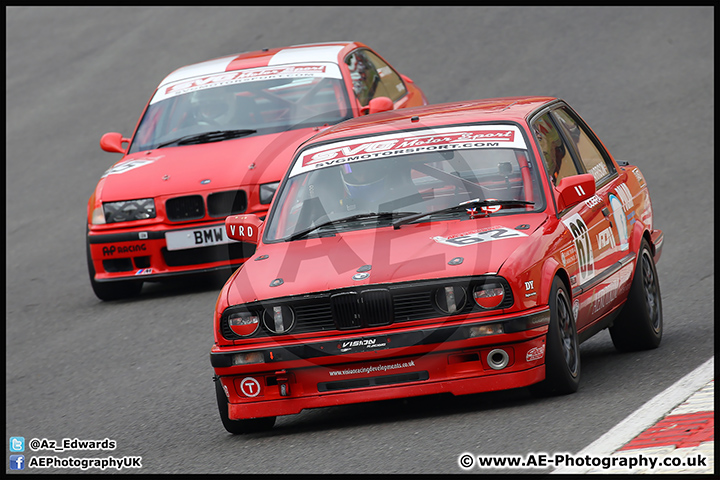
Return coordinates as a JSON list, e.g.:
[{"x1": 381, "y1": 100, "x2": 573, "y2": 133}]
[
  {"x1": 86, "y1": 41, "x2": 427, "y2": 300},
  {"x1": 210, "y1": 96, "x2": 664, "y2": 434}
]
